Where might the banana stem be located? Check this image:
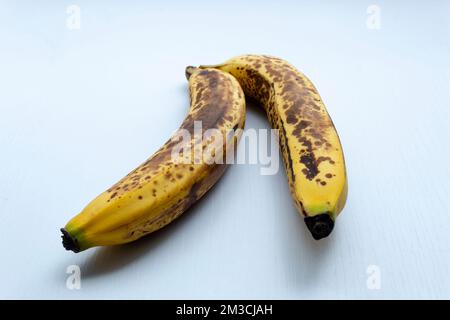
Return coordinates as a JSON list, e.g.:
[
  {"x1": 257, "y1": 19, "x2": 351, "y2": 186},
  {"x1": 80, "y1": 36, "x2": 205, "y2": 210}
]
[
  {"x1": 186, "y1": 64, "x2": 226, "y2": 80},
  {"x1": 60, "y1": 228, "x2": 81, "y2": 253},
  {"x1": 198, "y1": 64, "x2": 224, "y2": 69},
  {"x1": 304, "y1": 214, "x2": 335, "y2": 240},
  {"x1": 185, "y1": 66, "x2": 199, "y2": 80}
]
